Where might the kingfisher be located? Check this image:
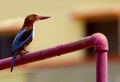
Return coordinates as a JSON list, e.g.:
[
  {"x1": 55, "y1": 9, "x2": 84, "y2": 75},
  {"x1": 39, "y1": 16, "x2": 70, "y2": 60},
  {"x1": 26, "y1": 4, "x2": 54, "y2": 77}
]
[{"x1": 10, "y1": 14, "x2": 50, "y2": 72}]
